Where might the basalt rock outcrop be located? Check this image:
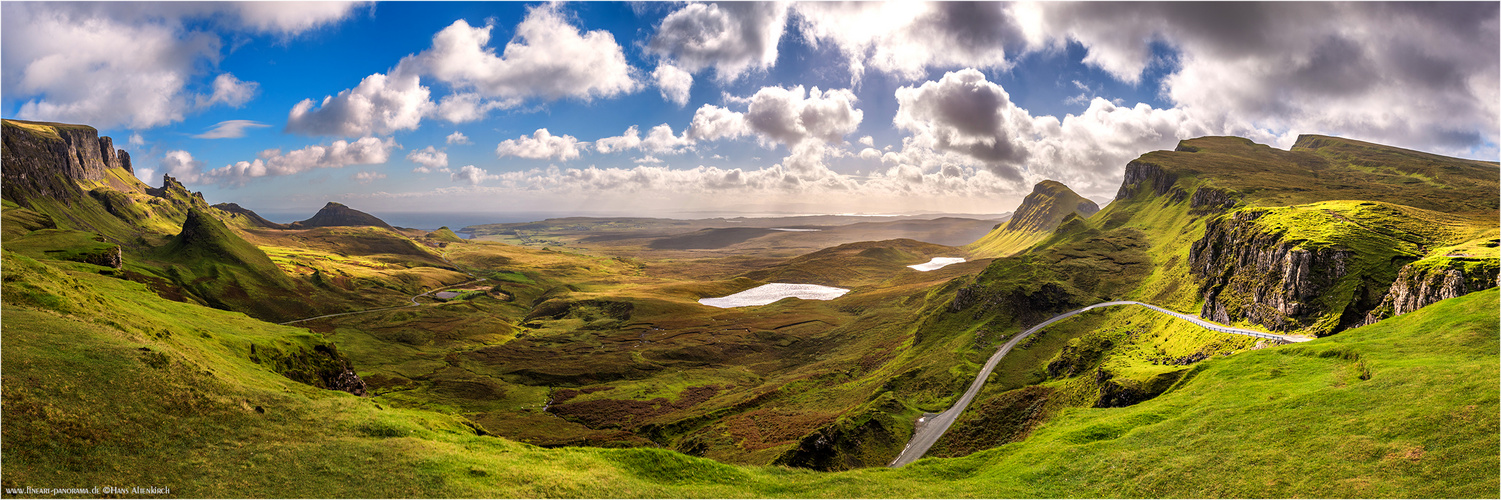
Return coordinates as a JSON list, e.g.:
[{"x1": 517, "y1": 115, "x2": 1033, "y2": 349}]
[
  {"x1": 253, "y1": 343, "x2": 368, "y2": 397},
  {"x1": 1189, "y1": 209, "x2": 1355, "y2": 334},
  {"x1": 1004, "y1": 181, "x2": 1100, "y2": 233},
  {"x1": 2, "y1": 120, "x2": 113, "y2": 204},
  {"x1": 1189, "y1": 186, "x2": 1238, "y2": 212},
  {"x1": 98, "y1": 135, "x2": 132, "y2": 173},
  {"x1": 1115, "y1": 160, "x2": 1178, "y2": 200},
  {"x1": 1362, "y1": 260, "x2": 1500, "y2": 325}
]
